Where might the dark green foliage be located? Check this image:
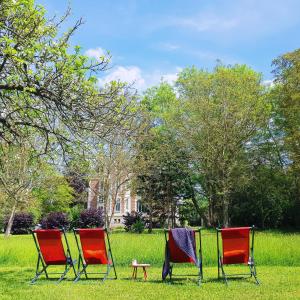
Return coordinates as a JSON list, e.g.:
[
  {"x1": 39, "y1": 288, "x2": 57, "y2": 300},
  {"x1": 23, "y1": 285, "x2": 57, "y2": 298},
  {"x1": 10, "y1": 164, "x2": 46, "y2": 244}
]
[
  {"x1": 77, "y1": 208, "x2": 104, "y2": 228},
  {"x1": 123, "y1": 212, "x2": 145, "y2": 232},
  {"x1": 69, "y1": 205, "x2": 83, "y2": 229},
  {"x1": 179, "y1": 198, "x2": 208, "y2": 226},
  {"x1": 4, "y1": 212, "x2": 34, "y2": 234},
  {"x1": 40, "y1": 212, "x2": 70, "y2": 229},
  {"x1": 231, "y1": 166, "x2": 292, "y2": 228},
  {"x1": 131, "y1": 219, "x2": 145, "y2": 233},
  {"x1": 270, "y1": 48, "x2": 300, "y2": 228}
]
